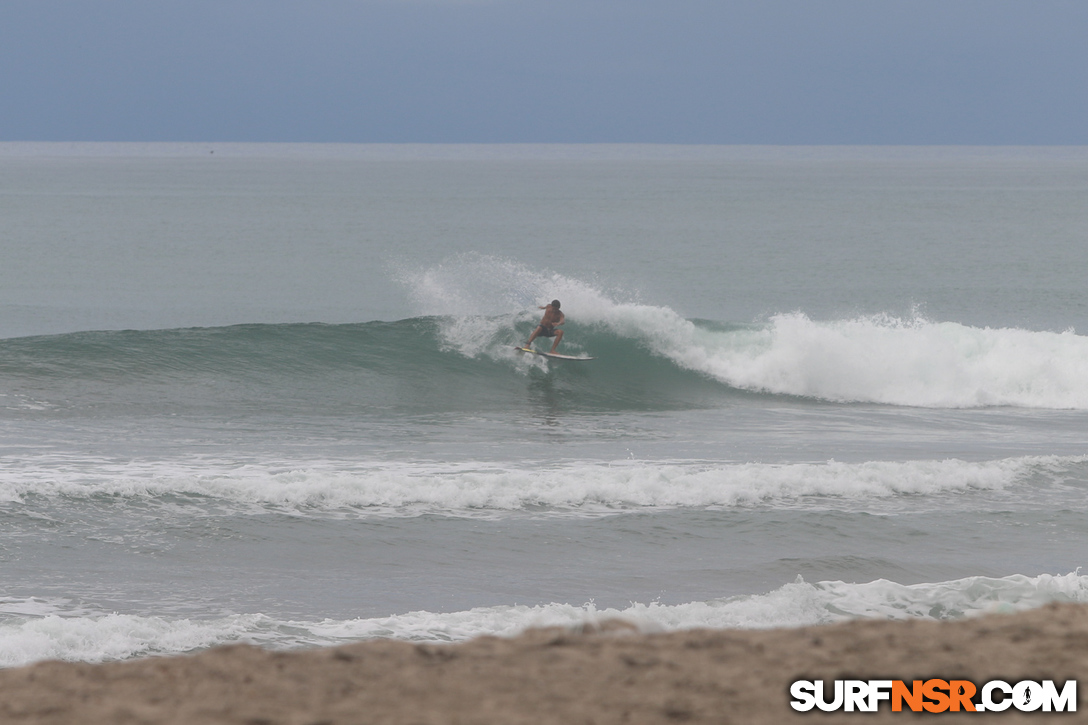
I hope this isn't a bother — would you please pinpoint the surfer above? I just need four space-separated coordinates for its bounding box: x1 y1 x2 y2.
524 300 565 353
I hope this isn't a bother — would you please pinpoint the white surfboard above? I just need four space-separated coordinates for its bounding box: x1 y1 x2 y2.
514 346 595 361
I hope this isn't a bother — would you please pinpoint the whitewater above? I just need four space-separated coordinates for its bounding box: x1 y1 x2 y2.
405 254 1088 410
2 143 1087 669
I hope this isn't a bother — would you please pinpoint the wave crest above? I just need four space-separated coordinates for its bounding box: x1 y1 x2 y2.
3 455 1075 516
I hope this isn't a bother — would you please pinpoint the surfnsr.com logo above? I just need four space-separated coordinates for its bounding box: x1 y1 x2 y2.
790 679 1076 713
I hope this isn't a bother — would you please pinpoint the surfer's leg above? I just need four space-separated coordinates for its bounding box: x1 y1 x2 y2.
525 326 540 347
549 329 563 353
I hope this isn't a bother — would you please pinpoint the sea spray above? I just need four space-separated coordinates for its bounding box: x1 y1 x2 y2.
397 256 1088 409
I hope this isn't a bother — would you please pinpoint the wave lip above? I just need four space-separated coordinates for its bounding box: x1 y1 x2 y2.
3 571 1084 668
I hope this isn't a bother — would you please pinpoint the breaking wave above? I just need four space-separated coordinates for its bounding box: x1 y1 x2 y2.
3 255 1088 412
2 454 1082 517
4 571 1085 667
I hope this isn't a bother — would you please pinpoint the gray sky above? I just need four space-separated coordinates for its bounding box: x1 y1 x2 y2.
1 0 1086 144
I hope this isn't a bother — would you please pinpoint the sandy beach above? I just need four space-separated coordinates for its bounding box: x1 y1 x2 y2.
1 603 1085 724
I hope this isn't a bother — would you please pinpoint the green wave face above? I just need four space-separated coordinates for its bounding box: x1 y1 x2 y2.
0 319 738 418
7 307 1087 418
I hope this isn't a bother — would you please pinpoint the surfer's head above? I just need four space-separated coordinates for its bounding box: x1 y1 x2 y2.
551 300 560 309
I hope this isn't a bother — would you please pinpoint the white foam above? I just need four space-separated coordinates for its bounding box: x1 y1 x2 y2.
399 256 1088 409
4 572 1084 668
591 308 1088 409
0 612 263 667
0 454 1063 516
690 312 1088 409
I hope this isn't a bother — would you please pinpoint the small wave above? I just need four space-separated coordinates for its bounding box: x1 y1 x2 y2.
0 611 263 667
344 570 1088 637
4 572 1084 667
1 455 1076 516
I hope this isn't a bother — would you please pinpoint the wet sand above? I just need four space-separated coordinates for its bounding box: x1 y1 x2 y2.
2 603 1085 724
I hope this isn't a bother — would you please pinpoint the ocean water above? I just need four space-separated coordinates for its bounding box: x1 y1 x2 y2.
2 143 1088 667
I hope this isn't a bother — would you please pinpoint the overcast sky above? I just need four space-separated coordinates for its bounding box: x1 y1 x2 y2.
1 0 1086 144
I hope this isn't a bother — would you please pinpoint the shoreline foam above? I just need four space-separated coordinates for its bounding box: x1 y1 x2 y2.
2 603 1085 724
